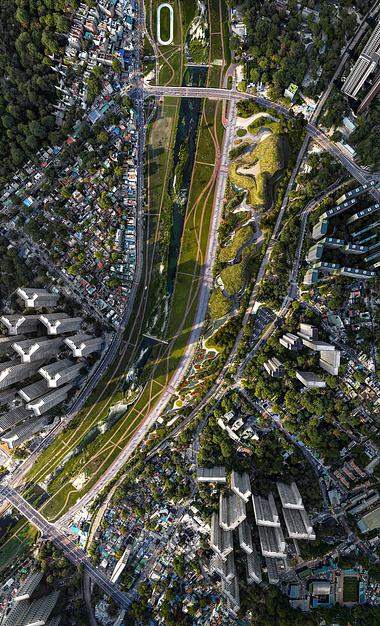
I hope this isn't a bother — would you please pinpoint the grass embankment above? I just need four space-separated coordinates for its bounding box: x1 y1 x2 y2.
229 135 288 210
219 224 252 262
209 288 232 319
220 244 257 295
24 97 225 521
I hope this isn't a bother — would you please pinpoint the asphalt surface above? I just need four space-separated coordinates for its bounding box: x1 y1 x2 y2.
0 484 134 608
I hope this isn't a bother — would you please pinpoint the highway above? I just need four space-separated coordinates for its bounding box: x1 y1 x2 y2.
0 485 133 609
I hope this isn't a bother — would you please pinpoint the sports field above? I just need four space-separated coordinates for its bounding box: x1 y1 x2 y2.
342 576 359 603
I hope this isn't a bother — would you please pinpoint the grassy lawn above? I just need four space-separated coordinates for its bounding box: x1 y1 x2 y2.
209 288 232 318
157 48 182 86
219 224 253 262
158 5 171 42
196 120 216 164
221 5 231 71
237 128 247 137
215 101 225 148
143 34 154 57
0 523 36 571
209 0 221 32
179 0 196 37
159 61 174 85
210 33 223 61
207 65 222 88
148 101 176 209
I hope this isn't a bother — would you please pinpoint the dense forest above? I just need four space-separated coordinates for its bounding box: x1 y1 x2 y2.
0 0 72 181
230 0 360 100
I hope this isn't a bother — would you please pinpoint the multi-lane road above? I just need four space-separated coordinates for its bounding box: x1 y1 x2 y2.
0 484 134 608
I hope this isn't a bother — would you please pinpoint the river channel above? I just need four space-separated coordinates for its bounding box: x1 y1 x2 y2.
166 66 208 295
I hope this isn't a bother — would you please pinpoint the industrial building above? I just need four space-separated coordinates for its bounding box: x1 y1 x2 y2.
63 333 102 357
246 549 262 584
0 415 49 449
279 333 303 351
219 492 246 531
39 313 83 335
263 357 285 378
26 384 73 416
337 180 376 204
252 494 281 528
12 337 64 363
306 243 324 263
342 21 380 97
0 407 32 434
1 314 40 335
14 572 43 602
38 359 82 389
231 471 251 503
312 218 328 240
211 513 233 560
295 371 326 388
0 360 45 390
16 288 59 309
319 349 341 376
196 466 226 483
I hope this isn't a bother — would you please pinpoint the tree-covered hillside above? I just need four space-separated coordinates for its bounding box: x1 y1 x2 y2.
0 0 71 182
